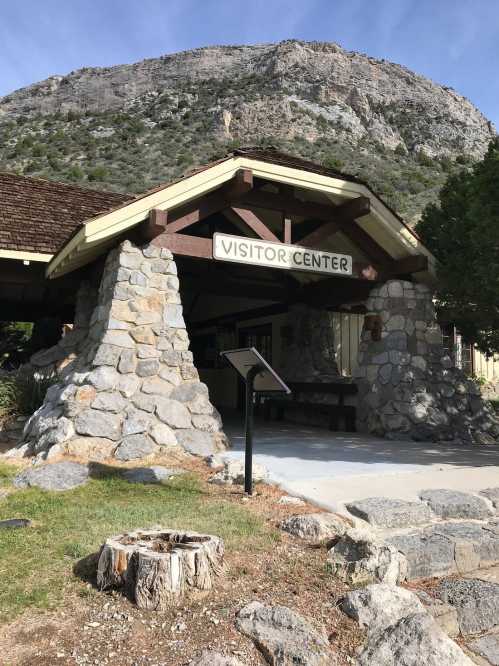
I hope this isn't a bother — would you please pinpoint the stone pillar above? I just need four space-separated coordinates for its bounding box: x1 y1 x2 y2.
280 304 338 382
15 241 227 461
354 279 498 444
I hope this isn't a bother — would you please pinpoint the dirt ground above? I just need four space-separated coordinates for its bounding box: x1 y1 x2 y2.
0 460 362 666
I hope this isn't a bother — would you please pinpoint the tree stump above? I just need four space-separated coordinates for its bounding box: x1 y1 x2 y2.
96 528 225 610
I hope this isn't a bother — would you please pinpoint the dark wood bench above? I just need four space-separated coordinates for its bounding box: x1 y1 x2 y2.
263 381 358 432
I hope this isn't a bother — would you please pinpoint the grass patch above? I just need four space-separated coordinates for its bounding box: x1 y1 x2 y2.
0 471 278 622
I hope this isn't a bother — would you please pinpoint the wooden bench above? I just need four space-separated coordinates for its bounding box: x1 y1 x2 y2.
263 381 358 432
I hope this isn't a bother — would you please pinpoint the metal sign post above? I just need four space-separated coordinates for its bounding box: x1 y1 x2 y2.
220 347 291 495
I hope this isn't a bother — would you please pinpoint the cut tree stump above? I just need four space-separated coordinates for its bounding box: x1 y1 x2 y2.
96 528 225 610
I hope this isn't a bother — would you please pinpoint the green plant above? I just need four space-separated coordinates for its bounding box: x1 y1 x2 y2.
0 370 56 418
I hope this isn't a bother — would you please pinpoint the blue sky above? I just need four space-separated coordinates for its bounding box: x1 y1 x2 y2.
1 0 498 126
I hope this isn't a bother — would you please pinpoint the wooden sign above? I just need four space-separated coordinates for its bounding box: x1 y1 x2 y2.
213 233 352 276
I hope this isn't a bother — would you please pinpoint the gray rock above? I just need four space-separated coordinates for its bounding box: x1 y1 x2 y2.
92 391 127 413
415 590 459 637
169 382 208 402
87 366 120 391
114 434 156 461
357 612 473 666
467 634 499 666
75 409 122 441
328 528 408 585
341 583 424 635
136 359 160 377
209 460 268 487
0 518 32 529
280 512 348 542
163 304 184 328
435 578 499 635
155 398 192 428
278 495 305 506
419 489 493 520
122 466 184 484
346 497 434 528
14 462 89 491
175 429 216 457
190 652 245 666
235 601 334 665
480 487 499 509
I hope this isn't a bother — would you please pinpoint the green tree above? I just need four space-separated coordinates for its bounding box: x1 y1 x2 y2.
416 139 499 355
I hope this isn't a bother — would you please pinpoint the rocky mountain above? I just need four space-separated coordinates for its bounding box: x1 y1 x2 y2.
0 40 495 222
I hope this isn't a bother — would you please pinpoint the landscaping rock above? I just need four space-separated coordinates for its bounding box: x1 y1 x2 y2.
235 601 334 665
435 577 499 635
280 512 348 542
341 583 424 634
0 518 32 529
467 634 499 666
327 528 408 585
190 652 246 666
14 461 89 491
209 460 268 486
122 466 184 484
415 590 459 637
357 612 473 665
277 495 305 506
345 497 434 528
480 487 499 510
419 489 493 520
388 521 499 580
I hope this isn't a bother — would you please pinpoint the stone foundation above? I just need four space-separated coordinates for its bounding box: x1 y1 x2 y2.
12 241 227 461
355 280 499 443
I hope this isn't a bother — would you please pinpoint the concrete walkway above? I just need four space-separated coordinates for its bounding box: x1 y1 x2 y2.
223 418 499 512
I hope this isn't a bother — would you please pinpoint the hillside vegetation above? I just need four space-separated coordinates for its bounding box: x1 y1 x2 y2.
0 40 495 223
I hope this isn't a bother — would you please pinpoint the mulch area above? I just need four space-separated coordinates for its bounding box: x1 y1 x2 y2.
0 455 363 665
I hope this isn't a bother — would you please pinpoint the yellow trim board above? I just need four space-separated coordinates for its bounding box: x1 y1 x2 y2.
0 249 53 263
47 155 437 280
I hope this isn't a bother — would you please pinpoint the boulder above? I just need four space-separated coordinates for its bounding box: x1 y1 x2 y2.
328 528 408 585
14 461 89 491
435 577 499 635
235 601 334 665
75 409 122 441
467 634 499 666
122 466 184 484
415 590 459 637
341 584 424 635
357 612 473 665
0 518 32 529
280 513 348 542
419 489 493 520
480 487 499 510
190 652 246 666
209 460 268 486
277 495 305 506
345 497 434 528
388 521 499 580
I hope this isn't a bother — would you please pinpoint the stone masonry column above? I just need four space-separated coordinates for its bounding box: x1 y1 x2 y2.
15 240 227 462
354 279 498 444
280 304 338 382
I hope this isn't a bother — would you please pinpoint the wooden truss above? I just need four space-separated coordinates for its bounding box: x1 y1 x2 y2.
142 168 428 306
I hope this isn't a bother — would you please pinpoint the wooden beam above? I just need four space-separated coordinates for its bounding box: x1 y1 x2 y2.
151 233 213 259
181 272 292 302
284 218 292 244
299 197 371 248
230 207 280 242
389 254 429 275
144 209 168 241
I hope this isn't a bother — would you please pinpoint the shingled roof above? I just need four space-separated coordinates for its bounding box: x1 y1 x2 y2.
0 172 131 257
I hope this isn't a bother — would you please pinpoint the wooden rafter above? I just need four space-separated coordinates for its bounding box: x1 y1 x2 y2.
299 197 371 248
230 207 280 242
284 218 292 244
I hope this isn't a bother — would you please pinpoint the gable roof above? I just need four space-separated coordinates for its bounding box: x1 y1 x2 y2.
46 147 437 282
0 172 131 261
